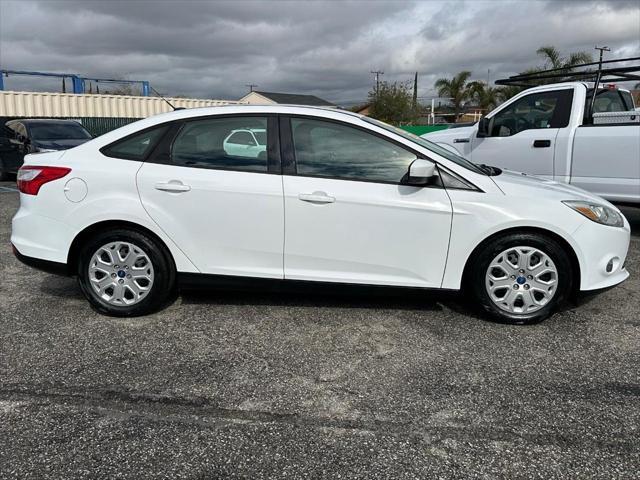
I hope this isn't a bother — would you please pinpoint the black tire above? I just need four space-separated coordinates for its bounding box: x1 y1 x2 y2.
77 228 176 317
466 232 574 325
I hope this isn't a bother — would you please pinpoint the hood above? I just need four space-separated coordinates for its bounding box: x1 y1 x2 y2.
492 169 615 206
421 125 475 143
32 138 90 151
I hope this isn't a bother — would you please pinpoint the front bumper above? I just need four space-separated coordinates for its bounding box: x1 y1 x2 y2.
572 216 631 291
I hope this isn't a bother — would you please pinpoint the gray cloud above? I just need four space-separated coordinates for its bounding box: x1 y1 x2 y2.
0 0 638 105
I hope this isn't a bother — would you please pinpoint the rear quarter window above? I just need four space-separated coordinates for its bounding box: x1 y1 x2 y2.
101 124 168 160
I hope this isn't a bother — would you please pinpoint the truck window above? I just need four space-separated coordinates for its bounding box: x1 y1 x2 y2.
489 89 574 137
584 89 635 122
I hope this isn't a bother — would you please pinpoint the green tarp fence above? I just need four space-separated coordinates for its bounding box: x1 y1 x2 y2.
398 125 450 136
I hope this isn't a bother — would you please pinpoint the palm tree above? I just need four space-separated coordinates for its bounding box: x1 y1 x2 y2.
467 81 500 112
496 85 524 102
536 46 593 70
435 71 472 120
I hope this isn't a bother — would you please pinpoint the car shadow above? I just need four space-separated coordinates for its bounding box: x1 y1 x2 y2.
37 273 479 317
180 285 463 314
39 275 85 300
619 205 640 238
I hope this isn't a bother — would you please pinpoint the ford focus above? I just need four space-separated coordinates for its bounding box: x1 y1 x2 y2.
11 106 630 324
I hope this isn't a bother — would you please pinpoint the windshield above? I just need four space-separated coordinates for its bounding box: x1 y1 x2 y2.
29 122 92 141
362 117 486 175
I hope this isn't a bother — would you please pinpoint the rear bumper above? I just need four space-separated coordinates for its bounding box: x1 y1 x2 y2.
12 244 69 276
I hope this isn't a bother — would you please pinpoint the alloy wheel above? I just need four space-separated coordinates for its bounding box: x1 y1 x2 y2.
484 246 558 315
88 241 155 306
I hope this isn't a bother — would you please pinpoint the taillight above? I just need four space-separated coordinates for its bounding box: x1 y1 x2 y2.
17 166 71 195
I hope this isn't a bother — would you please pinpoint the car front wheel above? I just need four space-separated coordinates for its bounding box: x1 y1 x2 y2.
77 228 176 316
468 233 574 324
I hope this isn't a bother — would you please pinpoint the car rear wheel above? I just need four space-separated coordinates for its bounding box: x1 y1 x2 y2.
77 228 176 316
468 233 573 324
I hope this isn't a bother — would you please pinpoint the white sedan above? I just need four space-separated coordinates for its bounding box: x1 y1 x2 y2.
11 105 630 324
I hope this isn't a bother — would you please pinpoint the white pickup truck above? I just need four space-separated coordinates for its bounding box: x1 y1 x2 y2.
423 82 640 204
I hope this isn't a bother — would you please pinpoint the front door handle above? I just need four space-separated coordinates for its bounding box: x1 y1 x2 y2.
155 181 191 193
533 139 551 148
298 192 335 204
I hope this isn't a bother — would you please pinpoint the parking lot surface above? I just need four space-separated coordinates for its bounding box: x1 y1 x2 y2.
1 180 639 479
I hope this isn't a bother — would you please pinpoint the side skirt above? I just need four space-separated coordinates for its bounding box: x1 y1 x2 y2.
177 272 458 298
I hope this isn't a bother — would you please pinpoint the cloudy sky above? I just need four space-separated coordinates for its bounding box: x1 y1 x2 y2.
0 0 638 105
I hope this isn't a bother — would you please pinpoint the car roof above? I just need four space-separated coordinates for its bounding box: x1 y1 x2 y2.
159 104 362 122
92 104 366 146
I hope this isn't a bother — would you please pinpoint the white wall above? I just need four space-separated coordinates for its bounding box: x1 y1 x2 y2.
0 91 244 118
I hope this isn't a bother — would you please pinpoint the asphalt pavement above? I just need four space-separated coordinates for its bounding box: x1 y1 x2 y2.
1 180 639 479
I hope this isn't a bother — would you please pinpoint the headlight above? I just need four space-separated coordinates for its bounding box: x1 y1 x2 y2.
562 200 624 227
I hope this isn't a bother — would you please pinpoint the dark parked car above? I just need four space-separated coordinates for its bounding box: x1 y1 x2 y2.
0 119 92 180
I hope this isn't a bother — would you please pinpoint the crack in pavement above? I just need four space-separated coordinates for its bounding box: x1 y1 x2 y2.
1 383 638 453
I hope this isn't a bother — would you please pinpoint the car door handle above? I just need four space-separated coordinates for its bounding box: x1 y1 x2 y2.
533 139 551 148
298 192 335 204
155 181 191 193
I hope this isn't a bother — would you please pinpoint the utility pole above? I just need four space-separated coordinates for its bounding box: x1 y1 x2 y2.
412 72 418 109
370 70 384 95
245 83 258 93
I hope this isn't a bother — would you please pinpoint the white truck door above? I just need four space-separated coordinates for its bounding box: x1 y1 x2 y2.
469 89 574 178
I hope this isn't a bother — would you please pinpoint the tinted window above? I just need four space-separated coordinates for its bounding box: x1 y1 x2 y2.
172 117 268 172
291 118 416 183
29 122 91 141
490 89 573 137
102 124 167 160
227 131 256 146
9 123 27 138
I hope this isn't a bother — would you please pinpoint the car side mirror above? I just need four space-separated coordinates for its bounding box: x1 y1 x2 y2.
477 117 490 138
407 159 437 186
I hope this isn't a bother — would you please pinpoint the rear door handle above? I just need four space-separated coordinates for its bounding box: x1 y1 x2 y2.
533 139 551 148
298 192 335 204
155 181 191 193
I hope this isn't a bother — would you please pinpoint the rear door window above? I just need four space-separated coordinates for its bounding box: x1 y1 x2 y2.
171 117 268 173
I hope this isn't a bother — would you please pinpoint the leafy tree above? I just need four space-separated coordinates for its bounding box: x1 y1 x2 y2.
368 80 419 125
467 81 500 112
434 71 472 120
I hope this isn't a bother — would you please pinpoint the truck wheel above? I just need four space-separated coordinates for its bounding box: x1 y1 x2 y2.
467 233 573 324
76 228 176 317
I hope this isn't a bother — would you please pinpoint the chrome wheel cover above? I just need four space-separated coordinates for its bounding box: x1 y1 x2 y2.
88 241 155 306
485 246 558 315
